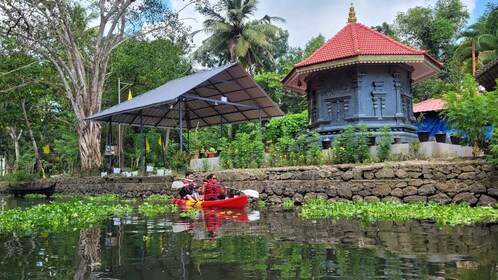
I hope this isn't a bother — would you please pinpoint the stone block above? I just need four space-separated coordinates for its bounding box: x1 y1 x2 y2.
382 196 402 203
280 172 294 180
364 196 381 202
477 194 497 207
452 192 478 205
325 185 338 197
341 171 354 181
375 168 395 179
358 190 371 196
418 185 436 196
403 195 427 203
372 184 391 196
408 172 422 179
395 182 408 188
391 188 404 197
395 169 409 179
352 195 364 202
403 186 418 196
304 193 318 200
363 171 374 179
461 165 475 172
458 172 476 180
488 188 498 197
337 184 353 199
408 179 424 187
481 164 493 172
435 181 458 193
318 170 331 178
468 182 487 194
293 193 303 203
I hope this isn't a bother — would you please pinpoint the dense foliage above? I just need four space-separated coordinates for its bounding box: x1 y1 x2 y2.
442 74 494 157
331 124 371 164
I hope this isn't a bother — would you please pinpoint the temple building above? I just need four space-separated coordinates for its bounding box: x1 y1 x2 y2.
282 4 443 143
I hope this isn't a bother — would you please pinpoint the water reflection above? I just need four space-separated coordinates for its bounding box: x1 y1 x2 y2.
0 195 497 279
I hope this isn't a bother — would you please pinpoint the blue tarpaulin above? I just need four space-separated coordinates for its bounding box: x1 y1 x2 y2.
415 117 448 136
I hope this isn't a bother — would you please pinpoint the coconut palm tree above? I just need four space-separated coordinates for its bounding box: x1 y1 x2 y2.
194 0 285 74
454 7 497 74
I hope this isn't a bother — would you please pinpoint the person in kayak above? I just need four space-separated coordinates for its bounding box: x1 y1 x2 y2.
202 174 226 200
179 171 198 201
192 184 203 201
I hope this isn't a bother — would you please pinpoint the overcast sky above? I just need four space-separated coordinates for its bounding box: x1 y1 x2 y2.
171 0 488 50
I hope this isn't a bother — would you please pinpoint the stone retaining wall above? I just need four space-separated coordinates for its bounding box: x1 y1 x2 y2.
221 159 498 206
3 159 497 206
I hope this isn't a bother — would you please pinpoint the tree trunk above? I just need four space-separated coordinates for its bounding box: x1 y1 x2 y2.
8 127 22 168
21 100 45 178
77 121 102 172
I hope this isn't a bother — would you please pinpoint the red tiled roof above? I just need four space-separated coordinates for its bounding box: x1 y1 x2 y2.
413 98 446 113
295 23 443 68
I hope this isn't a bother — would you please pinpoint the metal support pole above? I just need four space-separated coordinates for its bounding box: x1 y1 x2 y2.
140 113 144 172
259 109 262 136
118 78 121 167
108 119 113 169
179 98 183 151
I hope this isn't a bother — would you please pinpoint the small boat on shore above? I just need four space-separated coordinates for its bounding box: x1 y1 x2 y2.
171 195 248 209
8 182 56 198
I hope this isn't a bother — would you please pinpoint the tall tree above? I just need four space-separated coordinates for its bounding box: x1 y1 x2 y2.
194 0 285 74
255 35 325 113
394 0 469 62
454 4 498 74
0 0 200 171
371 22 400 41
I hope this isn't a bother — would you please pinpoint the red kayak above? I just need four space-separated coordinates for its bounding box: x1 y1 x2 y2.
171 195 248 209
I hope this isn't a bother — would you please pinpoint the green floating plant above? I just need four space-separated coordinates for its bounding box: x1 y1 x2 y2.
282 198 295 210
300 199 498 226
179 208 199 219
138 202 178 218
143 194 172 203
0 198 133 236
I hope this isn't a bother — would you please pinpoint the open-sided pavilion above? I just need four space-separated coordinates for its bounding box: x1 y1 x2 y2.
87 63 284 169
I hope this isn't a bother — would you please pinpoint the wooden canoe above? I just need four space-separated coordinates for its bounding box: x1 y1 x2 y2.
171 195 248 209
8 182 56 198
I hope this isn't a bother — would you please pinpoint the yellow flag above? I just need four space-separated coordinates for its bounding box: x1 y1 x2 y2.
42 144 50 154
158 135 163 146
145 138 150 153
128 89 133 100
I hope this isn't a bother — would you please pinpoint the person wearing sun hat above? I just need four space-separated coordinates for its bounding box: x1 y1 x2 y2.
179 171 198 201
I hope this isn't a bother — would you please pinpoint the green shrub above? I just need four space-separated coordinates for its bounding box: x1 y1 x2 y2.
332 124 371 164
442 74 493 157
6 170 37 184
220 125 264 169
377 126 392 162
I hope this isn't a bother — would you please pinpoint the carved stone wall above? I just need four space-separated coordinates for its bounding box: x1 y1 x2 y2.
308 65 418 142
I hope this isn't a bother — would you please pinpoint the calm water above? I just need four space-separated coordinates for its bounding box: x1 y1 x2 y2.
0 195 497 279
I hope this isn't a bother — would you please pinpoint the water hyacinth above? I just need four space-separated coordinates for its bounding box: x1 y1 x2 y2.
0 199 133 236
138 202 178 218
300 199 498 226
143 194 172 203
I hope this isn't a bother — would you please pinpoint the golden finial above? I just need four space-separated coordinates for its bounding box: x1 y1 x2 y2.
348 3 357 24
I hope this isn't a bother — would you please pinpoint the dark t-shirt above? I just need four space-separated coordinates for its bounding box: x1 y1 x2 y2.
179 182 195 197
